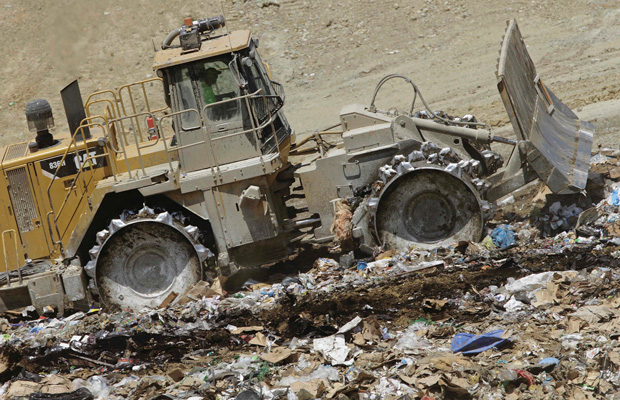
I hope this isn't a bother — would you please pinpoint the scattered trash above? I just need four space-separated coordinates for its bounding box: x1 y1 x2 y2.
1 162 620 398
313 334 352 365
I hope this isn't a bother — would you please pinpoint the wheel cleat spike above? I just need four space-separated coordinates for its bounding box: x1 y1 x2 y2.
471 178 485 191
391 154 406 166
89 245 100 261
481 150 504 173
421 142 441 157
108 218 126 234
415 110 432 119
439 147 452 156
439 147 459 163
444 163 462 177
426 153 439 164
397 162 415 175
96 229 109 246
470 160 481 176
137 205 155 218
408 150 425 163
84 261 96 279
119 209 135 222
379 165 397 183
457 159 469 172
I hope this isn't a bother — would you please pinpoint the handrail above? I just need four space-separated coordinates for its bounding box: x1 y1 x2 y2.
46 210 63 246
85 90 127 141
85 98 117 120
156 109 201 172
118 78 168 143
106 111 165 178
46 118 106 194
118 78 167 116
252 91 280 154
1 230 20 287
85 89 121 119
46 149 111 247
46 118 110 249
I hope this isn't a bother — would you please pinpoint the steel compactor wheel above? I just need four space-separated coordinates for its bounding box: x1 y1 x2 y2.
375 167 484 250
88 208 208 310
371 142 495 250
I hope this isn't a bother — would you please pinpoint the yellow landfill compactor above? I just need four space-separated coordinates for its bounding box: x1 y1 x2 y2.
0 18 593 313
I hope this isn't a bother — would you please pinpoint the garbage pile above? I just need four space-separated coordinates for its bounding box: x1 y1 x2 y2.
5 159 620 399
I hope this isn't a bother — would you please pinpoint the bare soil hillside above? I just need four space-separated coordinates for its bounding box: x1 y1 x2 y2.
1 0 620 147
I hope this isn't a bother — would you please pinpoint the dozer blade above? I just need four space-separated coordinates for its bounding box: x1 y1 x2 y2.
497 19 593 194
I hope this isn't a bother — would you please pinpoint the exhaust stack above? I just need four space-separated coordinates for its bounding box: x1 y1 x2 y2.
61 80 91 142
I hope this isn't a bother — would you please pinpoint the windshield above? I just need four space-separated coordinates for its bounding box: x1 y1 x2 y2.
170 56 244 131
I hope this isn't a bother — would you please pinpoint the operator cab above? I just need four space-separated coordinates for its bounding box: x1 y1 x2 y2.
153 17 291 172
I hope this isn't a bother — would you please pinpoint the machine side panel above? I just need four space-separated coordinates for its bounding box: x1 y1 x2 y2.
210 176 278 248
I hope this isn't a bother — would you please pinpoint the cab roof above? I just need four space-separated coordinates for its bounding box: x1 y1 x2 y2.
152 30 252 71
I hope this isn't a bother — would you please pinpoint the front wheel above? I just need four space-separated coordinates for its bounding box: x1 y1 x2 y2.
375 168 484 250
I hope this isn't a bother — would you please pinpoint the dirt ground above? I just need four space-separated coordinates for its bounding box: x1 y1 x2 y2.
1 0 620 148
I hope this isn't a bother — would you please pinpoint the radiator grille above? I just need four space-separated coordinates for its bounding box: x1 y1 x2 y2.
7 167 37 233
5 143 28 161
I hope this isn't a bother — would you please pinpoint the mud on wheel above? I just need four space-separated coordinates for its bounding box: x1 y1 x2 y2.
84 206 213 310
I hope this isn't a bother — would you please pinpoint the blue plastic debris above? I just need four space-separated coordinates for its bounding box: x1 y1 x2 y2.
381 327 391 340
451 330 509 355
356 261 367 270
539 357 559 365
612 189 620 206
491 225 516 248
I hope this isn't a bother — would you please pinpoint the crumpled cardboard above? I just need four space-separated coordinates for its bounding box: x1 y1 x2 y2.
422 299 449 311
249 332 269 347
6 381 42 398
6 376 74 398
570 305 618 325
259 346 292 364
228 325 264 335
177 280 221 304
290 379 326 399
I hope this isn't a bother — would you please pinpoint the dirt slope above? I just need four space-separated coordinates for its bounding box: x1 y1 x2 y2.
1 0 620 147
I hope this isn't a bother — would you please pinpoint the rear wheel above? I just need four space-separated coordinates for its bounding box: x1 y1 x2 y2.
86 207 211 310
